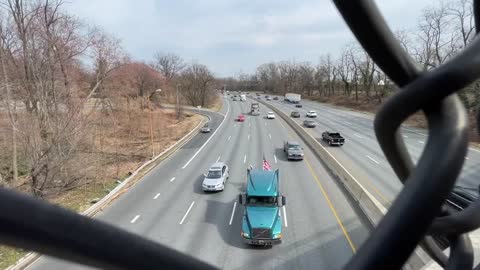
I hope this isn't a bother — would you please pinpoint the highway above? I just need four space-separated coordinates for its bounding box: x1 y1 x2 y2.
265 96 480 207
27 97 369 270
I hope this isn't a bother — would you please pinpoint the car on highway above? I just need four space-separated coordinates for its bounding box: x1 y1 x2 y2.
266 112 276 119
295 104 303 108
322 131 345 146
202 162 229 192
290 111 301 118
200 124 211 133
266 96 272 101
273 97 279 100
237 115 246 122
284 141 304 160
303 120 316 128
306 110 317 118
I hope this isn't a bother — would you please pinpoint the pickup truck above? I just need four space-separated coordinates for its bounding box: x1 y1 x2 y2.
284 141 304 160
238 169 285 246
322 131 345 146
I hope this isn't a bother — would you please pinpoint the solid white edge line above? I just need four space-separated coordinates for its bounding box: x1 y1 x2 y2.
182 101 230 169
229 201 237 225
269 134 272 139
418 140 425 144
153 193 160 199
366 155 380 165
170 177 176 182
179 201 195 225
274 155 278 163
244 154 247 163
282 206 288 227
353 133 363 138
130 215 140 224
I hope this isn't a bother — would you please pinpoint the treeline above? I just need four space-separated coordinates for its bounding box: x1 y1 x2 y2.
0 0 217 197
229 0 480 111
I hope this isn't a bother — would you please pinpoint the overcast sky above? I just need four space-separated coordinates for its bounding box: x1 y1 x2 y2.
65 0 433 77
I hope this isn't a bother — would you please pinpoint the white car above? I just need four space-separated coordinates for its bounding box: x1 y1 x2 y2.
306 110 318 118
202 162 229 192
267 112 276 119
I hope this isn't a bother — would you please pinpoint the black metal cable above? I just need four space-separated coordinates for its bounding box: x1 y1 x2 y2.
333 0 480 269
0 189 217 270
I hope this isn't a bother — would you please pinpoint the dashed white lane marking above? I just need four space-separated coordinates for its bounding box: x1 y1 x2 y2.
216 156 221 162
366 155 380 164
248 134 250 140
181 102 230 169
265 122 267 126
228 135 231 141
153 193 160 199
229 202 237 225
170 177 176 182
130 215 140 224
465 157 469 160
403 135 408 138
274 155 278 163
353 133 363 138
418 141 425 144
244 154 247 163
179 201 195 225
283 206 288 227
269 134 272 139
249 123 251 127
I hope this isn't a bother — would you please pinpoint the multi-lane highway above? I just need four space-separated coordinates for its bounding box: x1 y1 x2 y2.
28 97 369 270
265 96 480 207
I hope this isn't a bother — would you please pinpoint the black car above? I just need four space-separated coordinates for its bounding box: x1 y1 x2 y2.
303 120 316 128
434 185 479 249
291 111 301 118
295 104 303 108
273 97 279 100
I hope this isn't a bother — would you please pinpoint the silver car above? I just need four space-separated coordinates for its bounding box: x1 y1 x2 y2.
200 124 212 133
202 162 229 192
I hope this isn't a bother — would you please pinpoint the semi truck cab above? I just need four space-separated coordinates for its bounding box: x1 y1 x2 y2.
238 169 286 245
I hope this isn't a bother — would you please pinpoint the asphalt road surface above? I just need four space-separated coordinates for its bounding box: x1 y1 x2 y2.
28 97 369 270
265 95 480 208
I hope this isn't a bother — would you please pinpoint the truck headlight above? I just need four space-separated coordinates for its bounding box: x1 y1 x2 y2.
241 232 250 238
273 233 282 239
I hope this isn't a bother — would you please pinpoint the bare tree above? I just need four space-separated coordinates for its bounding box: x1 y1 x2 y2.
152 52 185 82
178 63 214 108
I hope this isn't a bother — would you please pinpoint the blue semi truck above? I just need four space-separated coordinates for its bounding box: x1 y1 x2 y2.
238 169 286 245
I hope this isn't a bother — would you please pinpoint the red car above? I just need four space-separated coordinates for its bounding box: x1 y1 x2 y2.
237 115 245 122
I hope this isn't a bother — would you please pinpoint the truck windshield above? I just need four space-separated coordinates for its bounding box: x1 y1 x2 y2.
247 196 277 206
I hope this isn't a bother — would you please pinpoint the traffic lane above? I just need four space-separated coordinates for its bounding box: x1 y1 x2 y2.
159 100 250 262
265 108 369 248
270 99 479 197
273 102 401 202
221 101 363 269
28 104 231 270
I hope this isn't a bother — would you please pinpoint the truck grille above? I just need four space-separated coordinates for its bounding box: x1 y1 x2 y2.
252 228 272 239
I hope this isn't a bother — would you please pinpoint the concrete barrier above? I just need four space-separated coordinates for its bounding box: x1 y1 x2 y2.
257 99 428 269
7 114 207 270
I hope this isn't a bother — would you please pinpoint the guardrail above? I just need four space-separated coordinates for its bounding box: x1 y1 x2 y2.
7 115 207 270
256 98 428 269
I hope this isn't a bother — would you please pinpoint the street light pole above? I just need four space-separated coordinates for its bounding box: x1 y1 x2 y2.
176 84 181 119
